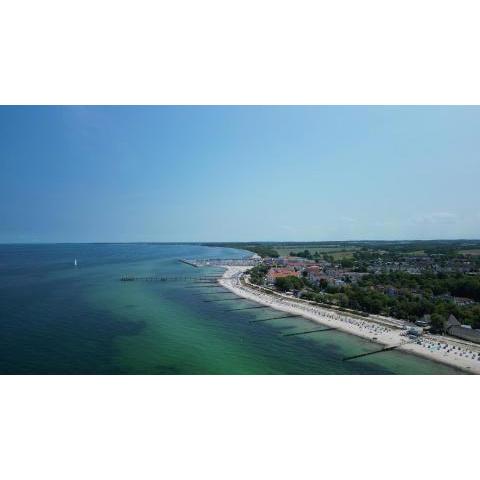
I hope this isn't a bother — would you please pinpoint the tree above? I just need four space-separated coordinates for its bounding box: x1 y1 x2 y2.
249 264 269 285
338 293 349 307
430 313 445 333
340 258 354 268
275 276 304 292
318 279 329 289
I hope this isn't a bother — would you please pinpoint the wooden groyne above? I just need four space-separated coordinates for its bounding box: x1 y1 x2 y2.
192 291 235 295
203 298 244 303
343 341 413 361
283 327 337 337
249 315 301 323
184 285 223 289
179 259 199 268
224 306 271 311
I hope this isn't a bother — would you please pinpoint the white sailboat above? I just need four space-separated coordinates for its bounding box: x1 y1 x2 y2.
74 258 78 267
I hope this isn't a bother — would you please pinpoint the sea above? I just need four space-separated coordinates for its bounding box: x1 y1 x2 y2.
0 243 460 374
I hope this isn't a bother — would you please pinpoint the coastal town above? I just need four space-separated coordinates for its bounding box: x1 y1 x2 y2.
198 240 480 373
245 242 480 341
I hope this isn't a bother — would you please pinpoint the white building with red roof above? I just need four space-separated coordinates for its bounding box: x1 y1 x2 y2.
266 268 300 285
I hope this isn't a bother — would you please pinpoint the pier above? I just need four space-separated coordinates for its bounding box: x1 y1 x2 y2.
120 275 219 282
179 258 260 268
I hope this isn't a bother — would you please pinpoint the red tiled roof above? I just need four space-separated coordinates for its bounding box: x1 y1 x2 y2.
267 268 300 279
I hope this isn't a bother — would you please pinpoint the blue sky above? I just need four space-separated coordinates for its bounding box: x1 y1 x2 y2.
0 106 479 243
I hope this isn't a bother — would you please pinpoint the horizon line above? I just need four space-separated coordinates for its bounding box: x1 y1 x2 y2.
1 238 480 245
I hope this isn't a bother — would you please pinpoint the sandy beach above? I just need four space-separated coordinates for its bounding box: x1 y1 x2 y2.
218 266 480 374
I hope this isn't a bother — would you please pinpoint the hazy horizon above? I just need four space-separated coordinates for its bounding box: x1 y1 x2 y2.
1 106 479 243
1 238 479 245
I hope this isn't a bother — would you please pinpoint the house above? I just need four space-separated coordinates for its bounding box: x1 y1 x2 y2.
264 257 287 267
286 258 313 270
316 260 332 268
308 272 330 286
266 268 300 285
343 272 367 284
305 265 322 282
436 293 453 302
453 296 475 306
444 314 480 344
323 268 346 279
444 314 461 331
305 266 332 286
386 286 398 297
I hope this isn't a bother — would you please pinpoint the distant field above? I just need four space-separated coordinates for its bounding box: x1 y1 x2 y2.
329 250 356 260
274 244 358 259
460 249 480 256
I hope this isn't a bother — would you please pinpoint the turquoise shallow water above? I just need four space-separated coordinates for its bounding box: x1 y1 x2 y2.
0 244 460 374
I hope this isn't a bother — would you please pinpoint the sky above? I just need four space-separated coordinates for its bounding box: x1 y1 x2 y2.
0 106 479 243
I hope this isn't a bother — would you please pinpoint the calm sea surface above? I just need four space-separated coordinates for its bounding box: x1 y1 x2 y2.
0 244 460 374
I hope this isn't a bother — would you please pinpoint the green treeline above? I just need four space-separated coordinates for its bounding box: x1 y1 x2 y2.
248 265 480 328
249 264 269 285
274 276 304 291
203 243 279 258
306 272 480 329
245 245 279 258
359 271 480 302
289 249 349 264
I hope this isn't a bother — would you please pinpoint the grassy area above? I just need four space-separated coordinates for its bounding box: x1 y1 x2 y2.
203 240 480 260
460 249 480 256
202 243 279 258
330 250 356 260
274 244 359 257
204 242 359 259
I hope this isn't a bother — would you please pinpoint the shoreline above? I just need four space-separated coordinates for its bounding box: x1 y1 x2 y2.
218 266 480 374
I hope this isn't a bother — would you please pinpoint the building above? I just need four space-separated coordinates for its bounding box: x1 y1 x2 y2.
436 293 453 302
415 314 431 328
407 326 423 337
453 296 475 306
308 272 330 286
285 258 314 269
305 265 322 281
264 257 287 267
343 272 367 284
386 286 398 297
444 314 480 344
305 266 331 286
266 268 300 285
